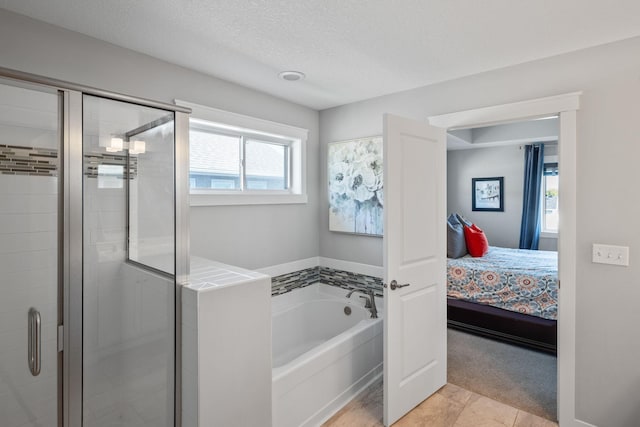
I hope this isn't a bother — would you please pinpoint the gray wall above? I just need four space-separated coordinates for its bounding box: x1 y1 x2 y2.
447 144 558 251
447 145 524 249
0 9 320 270
320 37 640 426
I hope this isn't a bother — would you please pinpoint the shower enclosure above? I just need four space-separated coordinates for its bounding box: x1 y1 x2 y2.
0 69 189 426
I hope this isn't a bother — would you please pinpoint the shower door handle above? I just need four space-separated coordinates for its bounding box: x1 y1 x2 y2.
28 307 41 376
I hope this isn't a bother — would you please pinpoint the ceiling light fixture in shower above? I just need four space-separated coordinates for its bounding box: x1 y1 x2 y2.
278 70 305 82
105 137 124 153
128 140 146 155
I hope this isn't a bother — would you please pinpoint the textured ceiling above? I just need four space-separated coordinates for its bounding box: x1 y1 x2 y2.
2 0 640 110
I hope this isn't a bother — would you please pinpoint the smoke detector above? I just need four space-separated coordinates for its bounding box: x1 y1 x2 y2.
278 71 305 81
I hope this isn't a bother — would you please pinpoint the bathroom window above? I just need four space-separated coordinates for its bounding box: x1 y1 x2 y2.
178 100 307 206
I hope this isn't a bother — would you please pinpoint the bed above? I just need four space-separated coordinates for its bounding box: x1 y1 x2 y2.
447 246 558 353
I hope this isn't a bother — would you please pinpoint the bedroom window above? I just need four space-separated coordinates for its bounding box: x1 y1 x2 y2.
176 100 308 206
542 162 558 233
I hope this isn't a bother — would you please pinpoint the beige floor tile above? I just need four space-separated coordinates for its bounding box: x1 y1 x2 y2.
323 380 383 427
395 392 466 427
360 380 384 411
453 393 519 427
437 383 473 406
325 405 383 427
514 411 558 427
323 382 553 427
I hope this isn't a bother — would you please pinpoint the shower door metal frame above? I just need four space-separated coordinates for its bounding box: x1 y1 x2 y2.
63 89 84 427
0 66 191 427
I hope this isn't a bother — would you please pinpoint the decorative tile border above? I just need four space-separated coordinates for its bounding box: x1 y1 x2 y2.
271 267 319 295
0 145 58 176
0 146 140 179
271 266 384 297
320 267 384 297
84 152 138 179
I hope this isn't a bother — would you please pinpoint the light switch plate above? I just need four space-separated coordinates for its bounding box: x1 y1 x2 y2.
592 243 629 266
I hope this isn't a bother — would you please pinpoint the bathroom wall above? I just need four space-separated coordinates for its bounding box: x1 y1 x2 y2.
0 9 320 270
319 36 640 426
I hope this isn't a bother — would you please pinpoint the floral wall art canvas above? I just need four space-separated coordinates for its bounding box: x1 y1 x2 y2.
328 137 383 236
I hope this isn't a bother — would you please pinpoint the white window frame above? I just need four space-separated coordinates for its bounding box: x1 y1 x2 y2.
540 154 558 238
176 100 308 206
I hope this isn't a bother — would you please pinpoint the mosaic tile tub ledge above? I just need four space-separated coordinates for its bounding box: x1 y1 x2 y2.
271 266 383 297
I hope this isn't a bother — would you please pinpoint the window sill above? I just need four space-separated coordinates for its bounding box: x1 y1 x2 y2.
540 231 558 239
190 192 308 206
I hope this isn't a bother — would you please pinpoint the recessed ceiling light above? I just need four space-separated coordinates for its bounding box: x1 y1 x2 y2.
278 71 305 81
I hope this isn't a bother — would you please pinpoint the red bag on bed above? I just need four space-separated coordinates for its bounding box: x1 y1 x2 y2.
463 224 489 257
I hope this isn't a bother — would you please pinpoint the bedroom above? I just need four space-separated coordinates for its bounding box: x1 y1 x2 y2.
444 117 561 420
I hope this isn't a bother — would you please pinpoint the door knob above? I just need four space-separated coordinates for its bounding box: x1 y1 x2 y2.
387 280 410 291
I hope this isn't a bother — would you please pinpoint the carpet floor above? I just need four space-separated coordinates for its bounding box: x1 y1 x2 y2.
447 328 557 421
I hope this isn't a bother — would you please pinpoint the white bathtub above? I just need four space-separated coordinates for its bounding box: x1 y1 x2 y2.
272 283 383 427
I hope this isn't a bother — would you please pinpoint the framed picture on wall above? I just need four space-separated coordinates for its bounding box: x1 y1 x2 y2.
472 177 504 212
328 136 383 236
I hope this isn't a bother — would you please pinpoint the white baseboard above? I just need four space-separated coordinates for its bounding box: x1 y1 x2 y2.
574 419 598 427
255 256 319 277
319 257 383 278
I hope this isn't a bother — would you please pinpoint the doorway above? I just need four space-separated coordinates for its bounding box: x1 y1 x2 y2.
445 117 560 420
429 92 580 426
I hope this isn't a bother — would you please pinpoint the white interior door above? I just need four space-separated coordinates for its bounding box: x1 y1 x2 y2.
383 113 447 426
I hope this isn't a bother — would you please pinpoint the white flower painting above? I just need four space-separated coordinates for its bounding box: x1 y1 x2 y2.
328 137 383 236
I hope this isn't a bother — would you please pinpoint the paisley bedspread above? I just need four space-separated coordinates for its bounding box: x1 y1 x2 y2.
447 246 558 320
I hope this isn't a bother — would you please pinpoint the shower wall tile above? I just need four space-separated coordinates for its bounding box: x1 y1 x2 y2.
0 231 57 253
0 194 58 214
82 163 175 426
0 174 58 427
0 173 58 194
0 145 58 177
0 176 57 274
0 246 57 274
82 170 127 353
271 266 384 297
0 213 56 234
83 152 138 180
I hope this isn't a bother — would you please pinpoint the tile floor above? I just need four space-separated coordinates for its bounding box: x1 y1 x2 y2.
323 380 558 427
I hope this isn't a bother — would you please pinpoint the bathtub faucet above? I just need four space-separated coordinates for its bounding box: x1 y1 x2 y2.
346 288 378 319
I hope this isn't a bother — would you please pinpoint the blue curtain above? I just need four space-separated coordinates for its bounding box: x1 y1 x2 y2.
519 144 544 250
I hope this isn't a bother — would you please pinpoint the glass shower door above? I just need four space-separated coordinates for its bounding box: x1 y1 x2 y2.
0 80 60 426
82 95 176 426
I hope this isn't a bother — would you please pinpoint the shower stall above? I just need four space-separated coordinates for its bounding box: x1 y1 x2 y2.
0 69 189 426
